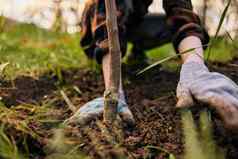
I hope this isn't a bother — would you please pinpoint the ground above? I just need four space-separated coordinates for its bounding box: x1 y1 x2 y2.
1 63 238 159
0 21 238 159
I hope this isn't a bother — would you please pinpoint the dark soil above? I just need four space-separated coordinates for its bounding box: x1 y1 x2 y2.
0 63 238 159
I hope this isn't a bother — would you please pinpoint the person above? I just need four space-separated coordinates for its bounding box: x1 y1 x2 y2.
66 0 238 130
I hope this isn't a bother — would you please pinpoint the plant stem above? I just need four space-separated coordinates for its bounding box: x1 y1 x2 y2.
103 0 121 125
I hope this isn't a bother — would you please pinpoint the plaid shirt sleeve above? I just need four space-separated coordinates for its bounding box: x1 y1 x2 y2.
80 0 129 63
80 0 208 62
80 0 153 63
163 0 210 53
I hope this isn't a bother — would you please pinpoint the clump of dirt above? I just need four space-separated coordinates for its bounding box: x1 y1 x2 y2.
0 64 238 159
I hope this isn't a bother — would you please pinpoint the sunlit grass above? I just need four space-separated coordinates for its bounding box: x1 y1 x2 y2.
0 22 88 79
181 110 225 159
0 125 27 159
204 38 237 63
45 129 89 159
0 16 6 32
1 21 236 79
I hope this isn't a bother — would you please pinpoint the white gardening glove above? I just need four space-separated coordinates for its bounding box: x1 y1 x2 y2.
176 62 238 130
64 97 135 127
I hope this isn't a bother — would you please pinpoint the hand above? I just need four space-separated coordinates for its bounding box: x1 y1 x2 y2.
64 97 135 127
176 62 238 130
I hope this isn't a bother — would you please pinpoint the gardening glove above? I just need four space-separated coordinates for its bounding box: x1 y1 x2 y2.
64 97 135 127
176 62 238 130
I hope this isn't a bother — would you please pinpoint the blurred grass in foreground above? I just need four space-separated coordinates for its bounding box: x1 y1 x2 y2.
181 110 225 159
0 125 26 159
0 126 89 159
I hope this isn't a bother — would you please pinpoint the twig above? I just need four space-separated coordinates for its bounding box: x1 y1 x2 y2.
60 90 76 112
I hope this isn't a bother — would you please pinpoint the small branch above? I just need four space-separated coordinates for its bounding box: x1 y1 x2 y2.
60 90 76 112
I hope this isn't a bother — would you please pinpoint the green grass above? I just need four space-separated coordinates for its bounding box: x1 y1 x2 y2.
181 110 225 159
204 38 237 63
138 37 237 75
0 125 27 159
0 21 237 79
0 20 237 77
147 44 180 71
0 22 88 78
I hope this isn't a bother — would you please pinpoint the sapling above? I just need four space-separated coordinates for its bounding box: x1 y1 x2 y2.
103 0 122 126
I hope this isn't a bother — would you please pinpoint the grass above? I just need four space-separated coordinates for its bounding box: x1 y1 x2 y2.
204 37 237 63
137 37 238 75
0 125 26 159
0 22 88 79
207 0 232 61
0 20 237 79
181 110 225 159
0 89 89 158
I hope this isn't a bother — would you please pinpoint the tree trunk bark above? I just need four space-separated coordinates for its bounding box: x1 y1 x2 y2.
202 0 208 27
52 0 62 32
103 0 121 125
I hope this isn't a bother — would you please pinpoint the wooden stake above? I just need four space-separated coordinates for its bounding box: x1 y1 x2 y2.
103 0 121 125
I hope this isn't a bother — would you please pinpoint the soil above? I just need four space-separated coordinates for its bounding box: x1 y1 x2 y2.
0 63 238 159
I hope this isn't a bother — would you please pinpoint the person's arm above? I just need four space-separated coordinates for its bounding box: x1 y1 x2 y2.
163 0 238 130
65 0 134 126
177 36 238 131
162 0 209 53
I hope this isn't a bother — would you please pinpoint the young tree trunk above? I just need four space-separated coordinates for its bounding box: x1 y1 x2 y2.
202 0 208 27
233 0 238 39
103 0 121 125
52 0 63 32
